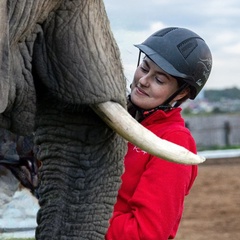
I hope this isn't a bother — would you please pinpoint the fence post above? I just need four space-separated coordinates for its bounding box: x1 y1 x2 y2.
224 121 231 146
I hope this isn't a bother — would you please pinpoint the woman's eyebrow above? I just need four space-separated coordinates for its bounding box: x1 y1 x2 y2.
142 59 149 67
142 58 171 80
159 71 171 80
146 59 170 79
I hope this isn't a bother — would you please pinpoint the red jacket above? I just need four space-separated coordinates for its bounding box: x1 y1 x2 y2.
106 108 198 240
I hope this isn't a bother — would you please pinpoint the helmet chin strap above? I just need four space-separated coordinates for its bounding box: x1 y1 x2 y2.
128 95 172 118
137 50 142 67
162 82 189 107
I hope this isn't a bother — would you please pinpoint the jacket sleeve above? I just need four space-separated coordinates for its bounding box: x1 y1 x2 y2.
105 130 197 240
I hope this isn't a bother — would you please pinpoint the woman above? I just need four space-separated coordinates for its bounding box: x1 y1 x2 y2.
106 27 212 239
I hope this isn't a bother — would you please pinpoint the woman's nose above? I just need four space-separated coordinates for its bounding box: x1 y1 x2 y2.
139 74 150 87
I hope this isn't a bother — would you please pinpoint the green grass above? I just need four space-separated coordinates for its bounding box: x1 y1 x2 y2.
4 239 34 240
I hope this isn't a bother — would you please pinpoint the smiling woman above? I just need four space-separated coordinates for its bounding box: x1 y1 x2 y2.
105 27 213 240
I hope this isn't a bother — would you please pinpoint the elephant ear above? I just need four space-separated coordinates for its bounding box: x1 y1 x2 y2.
33 0 126 107
0 0 10 114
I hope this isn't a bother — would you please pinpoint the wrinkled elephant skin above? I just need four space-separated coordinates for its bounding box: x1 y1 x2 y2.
0 1 9 114
0 0 127 239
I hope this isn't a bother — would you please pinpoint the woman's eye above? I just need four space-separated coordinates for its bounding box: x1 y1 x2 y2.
155 77 164 84
140 66 148 72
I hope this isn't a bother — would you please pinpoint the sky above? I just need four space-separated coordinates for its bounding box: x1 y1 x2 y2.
103 0 240 90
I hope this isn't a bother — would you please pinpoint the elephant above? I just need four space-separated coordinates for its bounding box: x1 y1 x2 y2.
0 0 204 239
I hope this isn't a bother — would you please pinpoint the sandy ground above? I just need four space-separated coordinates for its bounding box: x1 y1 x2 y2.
175 159 240 240
1 157 239 239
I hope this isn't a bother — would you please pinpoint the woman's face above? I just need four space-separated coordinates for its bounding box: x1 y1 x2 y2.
130 57 182 110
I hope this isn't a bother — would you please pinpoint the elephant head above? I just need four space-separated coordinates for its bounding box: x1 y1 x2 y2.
0 0 204 239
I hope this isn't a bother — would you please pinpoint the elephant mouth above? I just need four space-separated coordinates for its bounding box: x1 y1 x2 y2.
91 101 205 165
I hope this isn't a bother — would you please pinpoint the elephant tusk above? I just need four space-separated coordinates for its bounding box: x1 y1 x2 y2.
91 101 206 165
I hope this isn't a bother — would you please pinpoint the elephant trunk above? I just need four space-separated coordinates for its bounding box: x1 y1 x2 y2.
35 102 126 239
92 101 206 165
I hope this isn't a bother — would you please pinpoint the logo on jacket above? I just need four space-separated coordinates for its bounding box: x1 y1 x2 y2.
133 146 147 154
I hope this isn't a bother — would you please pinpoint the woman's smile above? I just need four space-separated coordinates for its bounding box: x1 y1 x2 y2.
135 86 149 96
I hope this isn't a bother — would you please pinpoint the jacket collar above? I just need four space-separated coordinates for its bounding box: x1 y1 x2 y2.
140 107 183 125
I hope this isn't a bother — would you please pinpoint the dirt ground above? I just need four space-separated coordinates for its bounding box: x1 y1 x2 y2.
175 158 240 240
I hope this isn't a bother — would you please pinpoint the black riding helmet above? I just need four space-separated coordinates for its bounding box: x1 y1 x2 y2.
135 27 212 100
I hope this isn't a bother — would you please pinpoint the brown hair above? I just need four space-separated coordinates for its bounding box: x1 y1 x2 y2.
174 78 191 107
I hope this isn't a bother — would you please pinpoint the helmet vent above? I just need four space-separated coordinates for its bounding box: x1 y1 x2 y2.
154 27 178 37
178 38 198 59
